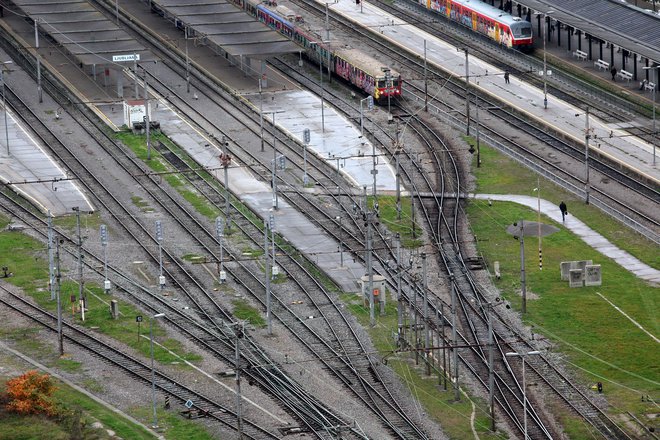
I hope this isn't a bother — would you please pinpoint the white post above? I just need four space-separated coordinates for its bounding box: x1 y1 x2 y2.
150 313 166 429
34 19 42 103
543 16 548 109
585 107 590 205
1 68 8 157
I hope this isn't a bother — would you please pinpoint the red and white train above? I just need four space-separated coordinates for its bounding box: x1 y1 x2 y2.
417 0 534 51
240 0 402 104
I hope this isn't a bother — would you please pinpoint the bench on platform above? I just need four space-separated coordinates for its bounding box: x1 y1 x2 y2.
617 69 633 82
594 59 610 70
645 81 656 92
573 50 588 61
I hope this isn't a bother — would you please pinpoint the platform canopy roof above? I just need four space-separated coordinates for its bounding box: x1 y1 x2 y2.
12 0 154 66
154 0 300 58
521 0 660 64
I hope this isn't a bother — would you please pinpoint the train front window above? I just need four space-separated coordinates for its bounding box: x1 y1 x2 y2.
511 23 532 38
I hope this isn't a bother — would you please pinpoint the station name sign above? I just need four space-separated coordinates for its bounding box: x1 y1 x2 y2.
112 54 140 62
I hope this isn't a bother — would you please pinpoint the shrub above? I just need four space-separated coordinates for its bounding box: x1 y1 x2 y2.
5 370 57 416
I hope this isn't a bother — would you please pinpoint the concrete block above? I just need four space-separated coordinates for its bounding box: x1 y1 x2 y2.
584 265 602 286
569 269 584 287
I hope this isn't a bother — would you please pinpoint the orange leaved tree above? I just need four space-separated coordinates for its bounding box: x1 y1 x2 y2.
5 370 57 416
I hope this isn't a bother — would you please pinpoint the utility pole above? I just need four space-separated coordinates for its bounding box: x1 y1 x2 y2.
422 252 430 376
100 224 110 293
462 48 470 135
269 212 276 279
450 274 460 401
155 220 165 291
55 236 63 356
395 133 401 221
365 190 376 327
424 39 428 112
220 150 231 230
264 219 272 335
34 19 42 103
73 207 85 320
47 211 55 301
234 322 244 439
519 220 527 314
185 27 190 94
144 68 151 161
396 233 403 344
488 304 495 431
216 217 226 283
371 142 378 199
584 106 590 205
440 302 447 390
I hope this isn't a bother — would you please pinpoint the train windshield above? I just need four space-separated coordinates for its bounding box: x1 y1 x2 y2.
377 78 400 88
511 22 532 38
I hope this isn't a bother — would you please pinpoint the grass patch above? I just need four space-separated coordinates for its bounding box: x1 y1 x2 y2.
131 196 152 212
367 195 423 247
56 358 82 373
130 406 215 440
232 299 266 328
53 211 100 232
471 144 659 270
467 144 659 434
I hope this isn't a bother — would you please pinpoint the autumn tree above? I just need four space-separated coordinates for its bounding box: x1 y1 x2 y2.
5 370 57 416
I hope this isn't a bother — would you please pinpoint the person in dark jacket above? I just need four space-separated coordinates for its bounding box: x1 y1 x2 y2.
611 66 617 81
559 201 567 222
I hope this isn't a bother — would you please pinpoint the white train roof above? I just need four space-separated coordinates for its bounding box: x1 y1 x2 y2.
451 0 531 27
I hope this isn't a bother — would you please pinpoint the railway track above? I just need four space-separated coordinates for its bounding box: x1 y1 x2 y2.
0 283 280 440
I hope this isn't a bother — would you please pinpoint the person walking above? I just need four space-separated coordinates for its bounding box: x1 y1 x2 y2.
559 201 568 222
504 70 510 84
611 65 617 81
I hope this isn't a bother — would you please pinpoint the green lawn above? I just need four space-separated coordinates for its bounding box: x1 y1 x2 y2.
466 143 659 436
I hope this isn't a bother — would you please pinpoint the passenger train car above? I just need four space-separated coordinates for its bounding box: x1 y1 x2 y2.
417 0 533 51
240 0 402 104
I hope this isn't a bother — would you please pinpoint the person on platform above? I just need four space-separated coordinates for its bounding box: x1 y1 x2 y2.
559 201 568 222
504 70 510 84
611 65 617 81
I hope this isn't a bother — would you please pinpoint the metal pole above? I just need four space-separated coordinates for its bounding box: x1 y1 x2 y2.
303 135 309 186
216 217 225 282
101 224 109 293
367 211 375 327
654 67 657 166
55 237 63 356
134 55 139 99
223 159 231 230
424 39 428 112
360 99 364 136
156 220 164 291
537 177 542 271
522 356 528 439
451 275 459 401
422 252 430 376
520 220 527 313
34 20 42 103
150 317 158 429
464 49 470 135
235 323 244 439
144 69 151 160
337 216 344 267
488 305 495 431
2 69 9 157
185 27 190 94
259 79 264 152
270 213 276 279
395 150 401 220
325 3 330 42
476 87 480 167
272 113 278 209
543 15 548 109
396 233 403 343
320 49 325 133
74 207 85 317
585 107 590 205
371 142 378 198
115 0 119 24
441 302 447 389
265 219 272 335
48 212 55 301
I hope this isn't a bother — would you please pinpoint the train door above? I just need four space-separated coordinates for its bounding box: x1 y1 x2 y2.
471 12 477 31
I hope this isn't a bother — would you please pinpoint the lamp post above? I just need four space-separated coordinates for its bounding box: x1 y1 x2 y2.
359 96 374 136
260 110 284 208
0 61 13 157
538 11 555 109
336 216 343 267
150 312 166 429
310 42 325 133
505 350 541 440
643 65 658 166
381 67 392 123
575 108 591 204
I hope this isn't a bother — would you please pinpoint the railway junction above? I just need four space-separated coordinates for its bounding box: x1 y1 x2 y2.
0 0 657 439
